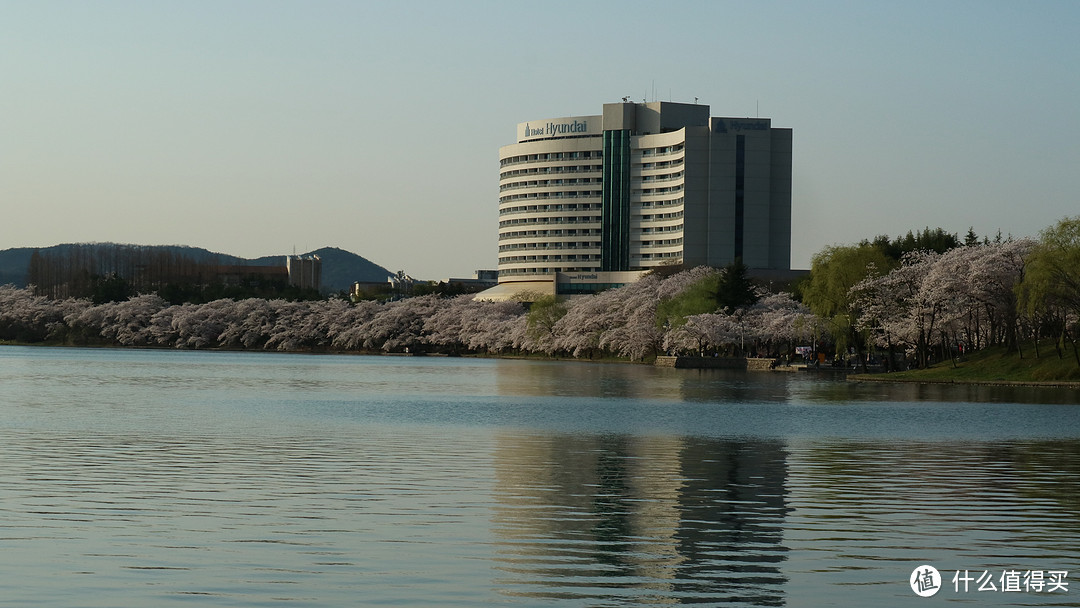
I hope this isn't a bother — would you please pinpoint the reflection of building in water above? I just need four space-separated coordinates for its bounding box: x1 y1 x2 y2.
493 359 676 400
491 434 686 602
674 439 789 601
491 432 788 605
493 359 798 405
626 436 687 586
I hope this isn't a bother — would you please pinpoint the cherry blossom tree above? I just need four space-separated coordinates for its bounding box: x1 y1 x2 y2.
354 295 441 352
596 274 665 361
169 299 236 349
459 299 527 354
475 305 528 353
662 311 741 356
924 239 1032 354
851 250 942 368
262 300 315 351
544 272 672 360
851 239 1034 368
67 294 169 346
214 297 277 349
328 300 382 351
422 294 477 354
16 248 1049 368
145 304 181 346
550 288 622 357
0 286 89 342
742 292 819 356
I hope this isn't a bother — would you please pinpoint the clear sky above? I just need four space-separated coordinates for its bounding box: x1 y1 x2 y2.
3 1 1078 279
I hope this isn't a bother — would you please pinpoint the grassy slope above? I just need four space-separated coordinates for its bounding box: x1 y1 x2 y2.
861 340 1080 384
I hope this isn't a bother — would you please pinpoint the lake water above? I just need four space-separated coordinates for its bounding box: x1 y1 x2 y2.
1 346 1078 607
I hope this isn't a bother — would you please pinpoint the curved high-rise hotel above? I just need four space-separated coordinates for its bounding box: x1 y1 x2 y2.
490 101 791 298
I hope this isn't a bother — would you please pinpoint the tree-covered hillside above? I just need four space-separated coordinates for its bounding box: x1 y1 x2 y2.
0 243 394 295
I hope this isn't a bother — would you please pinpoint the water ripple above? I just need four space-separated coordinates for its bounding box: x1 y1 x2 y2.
2 348 1078 606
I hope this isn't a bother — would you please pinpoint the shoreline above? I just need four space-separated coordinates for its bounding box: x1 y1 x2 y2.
7 341 1080 389
848 374 1080 389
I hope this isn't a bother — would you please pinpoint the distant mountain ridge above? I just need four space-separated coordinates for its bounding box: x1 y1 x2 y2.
0 243 394 294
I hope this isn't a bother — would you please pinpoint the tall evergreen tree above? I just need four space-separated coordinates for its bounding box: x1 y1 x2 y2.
715 259 758 311
964 226 980 246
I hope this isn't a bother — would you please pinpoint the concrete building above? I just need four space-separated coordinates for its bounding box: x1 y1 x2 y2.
286 254 321 291
485 101 791 299
446 270 499 291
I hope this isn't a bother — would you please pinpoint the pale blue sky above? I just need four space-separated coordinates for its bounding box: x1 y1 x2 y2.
3 1 1078 278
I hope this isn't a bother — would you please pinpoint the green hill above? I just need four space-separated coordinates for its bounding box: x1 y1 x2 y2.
0 248 34 287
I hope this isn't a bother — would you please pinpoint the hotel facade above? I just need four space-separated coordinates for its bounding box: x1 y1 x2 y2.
490 101 791 298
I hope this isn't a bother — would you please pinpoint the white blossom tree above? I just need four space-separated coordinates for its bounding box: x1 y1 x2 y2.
0 286 89 342
328 300 382 351
422 295 476 353
170 299 236 349
596 274 664 361
215 297 277 349
354 295 440 352
742 292 819 356
69 294 169 346
851 251 941 367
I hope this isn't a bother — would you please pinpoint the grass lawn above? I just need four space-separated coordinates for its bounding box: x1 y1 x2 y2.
861 340 1080 384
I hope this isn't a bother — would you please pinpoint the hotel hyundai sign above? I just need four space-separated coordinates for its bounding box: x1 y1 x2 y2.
712 118 772 134
517 116 602 142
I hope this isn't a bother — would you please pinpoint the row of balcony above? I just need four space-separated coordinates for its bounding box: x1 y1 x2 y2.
499 217 682 232
499 185 687 205
500 165 602 180
499 242 601 252
498 145 684 170
499 172 682 193
498 197 683 215
499 192 602 204
497 237 683 252
499 217 602 228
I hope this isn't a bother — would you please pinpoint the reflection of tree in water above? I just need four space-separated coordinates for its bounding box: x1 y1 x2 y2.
589 436 634 555
802 377 1080 406
491 433 789 605
999 440 1080 519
